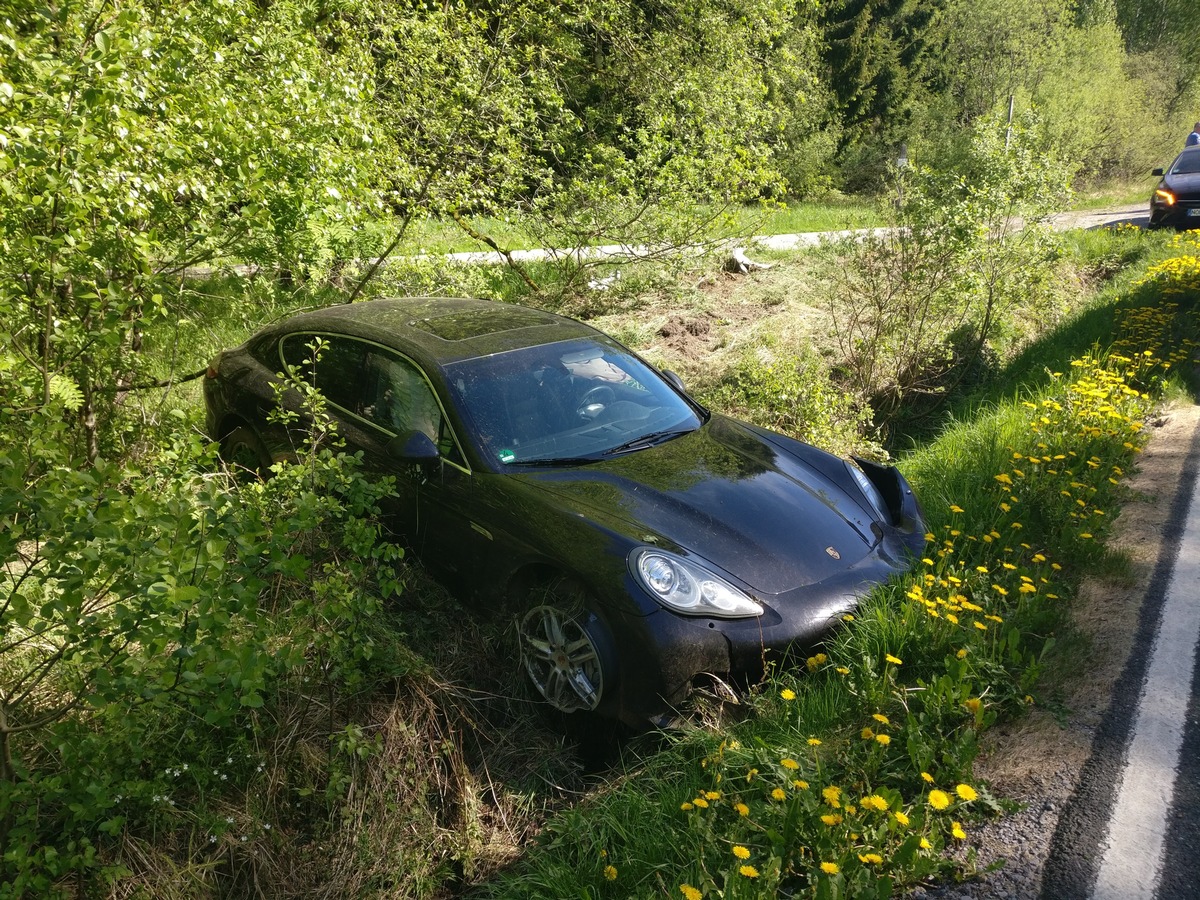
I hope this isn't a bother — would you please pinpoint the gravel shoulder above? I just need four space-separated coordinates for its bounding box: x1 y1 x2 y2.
909 401 1200 899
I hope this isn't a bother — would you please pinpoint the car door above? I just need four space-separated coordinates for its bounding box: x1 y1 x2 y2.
278 333 426 536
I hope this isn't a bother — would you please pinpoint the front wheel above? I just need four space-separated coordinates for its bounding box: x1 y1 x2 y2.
518 585 613 714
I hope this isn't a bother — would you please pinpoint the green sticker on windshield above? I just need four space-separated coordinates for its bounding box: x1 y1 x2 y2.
498 449 516 464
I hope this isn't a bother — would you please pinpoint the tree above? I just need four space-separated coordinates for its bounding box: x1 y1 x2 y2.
343 0 817 297
818 0 948 185
0 0 376 463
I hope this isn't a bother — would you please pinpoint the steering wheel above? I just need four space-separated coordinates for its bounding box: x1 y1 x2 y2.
576 385 615 419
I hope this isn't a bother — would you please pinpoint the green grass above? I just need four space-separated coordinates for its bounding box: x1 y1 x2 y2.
1068 177 1152 210
354 198 883 258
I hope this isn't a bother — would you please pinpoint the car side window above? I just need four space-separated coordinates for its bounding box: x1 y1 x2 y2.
280 334 366 413
362 350 463 464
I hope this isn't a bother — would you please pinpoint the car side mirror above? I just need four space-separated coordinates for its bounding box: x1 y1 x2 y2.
386 430 440 463
662 369 687 392
1152 167 1165 176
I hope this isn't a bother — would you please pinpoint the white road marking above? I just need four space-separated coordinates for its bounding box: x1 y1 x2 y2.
1091 476 1200 900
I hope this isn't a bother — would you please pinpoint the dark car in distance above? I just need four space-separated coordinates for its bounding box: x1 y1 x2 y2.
1149 147 1200 229
204 297 926 725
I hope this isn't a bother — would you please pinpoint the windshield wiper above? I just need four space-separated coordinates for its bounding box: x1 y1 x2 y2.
510 455 603 467
603 428 693 456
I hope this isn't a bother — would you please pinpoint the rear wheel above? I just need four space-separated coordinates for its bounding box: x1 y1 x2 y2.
518 581 613 714
221 425 273 479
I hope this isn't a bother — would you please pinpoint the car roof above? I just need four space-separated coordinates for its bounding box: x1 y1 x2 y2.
266 297 601 365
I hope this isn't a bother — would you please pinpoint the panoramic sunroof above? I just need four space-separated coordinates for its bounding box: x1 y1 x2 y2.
415 306 554 341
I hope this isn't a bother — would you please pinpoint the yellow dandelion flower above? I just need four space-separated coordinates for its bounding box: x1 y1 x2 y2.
823 786 842 806
821 813 843 826
733 845 750 860
692 797 708 808
862 795 888 811
950 504 964 513
921 772 934 783
956 648 968 659
861 727 875 740
974 621 988 631
604 865 617 881
836 666 850 674
894 810 910 826
781 757 799 770
780 688 796 701
956 784 978 801
681 802 694 811
772 788 787 801
858 853 884 865
875 733 891 746
739 865 759 878
705 791 721 800
886 654 903 665
965 698 982 714
736 802 750 817
928 790 951 810
808 738 822 746
793 779 809 790
872 713 890 725
681 886 702 900
821 862 839 875
920 837 932 850
952 822 967 840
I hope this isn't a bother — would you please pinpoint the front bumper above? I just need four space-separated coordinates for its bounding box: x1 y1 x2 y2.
603 510 925 724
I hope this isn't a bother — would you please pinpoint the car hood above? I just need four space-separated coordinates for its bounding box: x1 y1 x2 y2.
1164 172 1200 197
512 416 882 595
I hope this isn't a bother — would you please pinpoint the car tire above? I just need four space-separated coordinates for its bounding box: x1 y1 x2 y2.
220 425 273 478
518 579 615 715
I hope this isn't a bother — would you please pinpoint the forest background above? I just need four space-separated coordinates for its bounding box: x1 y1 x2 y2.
3 0 1200 896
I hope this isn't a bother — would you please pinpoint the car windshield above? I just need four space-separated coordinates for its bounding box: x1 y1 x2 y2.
1172 152 1200 175
443 337 704 465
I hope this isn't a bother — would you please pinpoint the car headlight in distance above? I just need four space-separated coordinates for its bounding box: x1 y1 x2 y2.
631 548 763 618
846 459 892 523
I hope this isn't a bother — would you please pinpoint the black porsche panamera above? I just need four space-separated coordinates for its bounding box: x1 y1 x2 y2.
204 297 926 724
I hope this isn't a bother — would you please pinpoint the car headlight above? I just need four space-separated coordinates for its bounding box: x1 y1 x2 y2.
846 460 892 523
1155 189 1176 206
630 549 763 618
